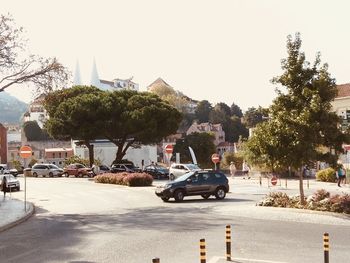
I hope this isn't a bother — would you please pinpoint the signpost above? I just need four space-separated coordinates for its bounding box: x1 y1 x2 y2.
164 144 174 166
271 176 277 186
211 153 220 170
20 146 32 211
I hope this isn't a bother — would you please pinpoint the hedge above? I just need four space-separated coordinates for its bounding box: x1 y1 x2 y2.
94 172 153 186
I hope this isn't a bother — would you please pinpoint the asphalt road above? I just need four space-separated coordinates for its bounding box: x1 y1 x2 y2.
0 177 349 263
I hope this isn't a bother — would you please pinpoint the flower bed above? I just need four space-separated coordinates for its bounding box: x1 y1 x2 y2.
257 189 350 214
94 172 153 187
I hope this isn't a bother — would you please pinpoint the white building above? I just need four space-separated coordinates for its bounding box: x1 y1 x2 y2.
72 139 157 168
23 94 48 128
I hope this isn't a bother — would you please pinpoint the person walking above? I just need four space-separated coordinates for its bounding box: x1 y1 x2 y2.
242 161 250 179
1 175 7 198
229 161 236 178
337 165 345 187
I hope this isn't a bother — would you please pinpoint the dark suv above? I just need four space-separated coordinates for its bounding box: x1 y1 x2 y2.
155 170 229 202
111 163 141 173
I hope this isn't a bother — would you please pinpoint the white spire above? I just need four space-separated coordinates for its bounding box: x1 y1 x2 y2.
73 60 82 86
90 58 100 88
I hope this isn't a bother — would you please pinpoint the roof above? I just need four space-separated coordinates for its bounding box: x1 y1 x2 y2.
147 77 172 89
336 83 350 98
45 148 73 153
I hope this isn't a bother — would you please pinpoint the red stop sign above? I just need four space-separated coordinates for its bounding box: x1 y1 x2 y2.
211 153 220 164
165 144 173 154
20 145 32 159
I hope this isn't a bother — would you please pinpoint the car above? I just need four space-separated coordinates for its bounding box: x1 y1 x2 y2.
111 163 141 173
0 174 20 191
98 165 111 174
31 163 64 177
143 164 169 179
168 163 201 180
0 164 18 177
63 163 94 178
155 170 229 202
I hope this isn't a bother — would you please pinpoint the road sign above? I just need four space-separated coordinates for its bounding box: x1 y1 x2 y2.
20 146 32 159
211 153 220 164
271 176 277 186
165 144 174 154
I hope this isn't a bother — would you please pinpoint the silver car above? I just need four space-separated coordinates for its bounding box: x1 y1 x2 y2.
0 174 20 191
168 163 200 180
31 164 64 177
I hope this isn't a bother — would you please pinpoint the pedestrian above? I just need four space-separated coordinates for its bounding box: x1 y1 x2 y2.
92 164 100 176
229 161 236 178
337 165 345 187
242 161 250 179
1 175 7 198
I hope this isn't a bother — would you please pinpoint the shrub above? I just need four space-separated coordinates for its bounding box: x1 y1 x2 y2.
312 189 330 202
316 168 336 182
94 172 153 187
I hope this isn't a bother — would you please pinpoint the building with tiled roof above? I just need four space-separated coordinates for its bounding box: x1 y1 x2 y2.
186 121 225 146
332 83 350 130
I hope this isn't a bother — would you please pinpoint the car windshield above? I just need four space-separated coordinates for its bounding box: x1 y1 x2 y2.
184 164 200 170
174 171 196 182
125 164 134 169
49 164 59 169
76 164 85 169
155 166 168 171
3 174 16 180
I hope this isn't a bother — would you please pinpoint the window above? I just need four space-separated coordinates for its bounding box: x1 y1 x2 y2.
59 152 62 158
65 152 68 158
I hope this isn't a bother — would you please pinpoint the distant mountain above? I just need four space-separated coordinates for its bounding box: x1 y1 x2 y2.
0 92 28 124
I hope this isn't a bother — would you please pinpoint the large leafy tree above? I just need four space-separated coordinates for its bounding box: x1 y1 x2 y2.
243 106 269 128
195 100 212 123
230 102 243 118
0 14 69 94
101 90 182 162
173 132 216 168
245 33 347 203
44 86 103 166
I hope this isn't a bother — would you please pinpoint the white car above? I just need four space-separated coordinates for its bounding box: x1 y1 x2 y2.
169 163 201 180
0 174 20 191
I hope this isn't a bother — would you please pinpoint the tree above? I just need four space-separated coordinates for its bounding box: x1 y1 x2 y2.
195 100 212 123
23 121 51 141
245 33 347 204
0 14 69 94
44 86 103 166
101 90 182 163
173 132 216 168
243 106 269 128
230 102 243 118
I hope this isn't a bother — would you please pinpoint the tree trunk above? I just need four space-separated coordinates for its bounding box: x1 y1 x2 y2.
85 141 94 167
298 167 305 205
115 145 124 163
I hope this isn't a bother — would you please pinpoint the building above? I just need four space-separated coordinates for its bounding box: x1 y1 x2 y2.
0 123 7 163
217 142 236 156
332 83 350 131
75 59 139 91
72 139 157 168
186 121 225 146
7 128 21 164
45 148 74 166
23 94 48 128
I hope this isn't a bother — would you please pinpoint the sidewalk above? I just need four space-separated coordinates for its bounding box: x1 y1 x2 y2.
0 196 34 232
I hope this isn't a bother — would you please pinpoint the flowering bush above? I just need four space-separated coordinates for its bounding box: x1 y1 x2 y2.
316 168 336 182
258 189 350 214
94 172 153 187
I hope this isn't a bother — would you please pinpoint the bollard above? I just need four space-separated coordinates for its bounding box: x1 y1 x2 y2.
285 178 287 188
200 238 206 263
307 178 309 189
259 176 262 186
225 225 231 261
323 233 329 263
152 258 160 263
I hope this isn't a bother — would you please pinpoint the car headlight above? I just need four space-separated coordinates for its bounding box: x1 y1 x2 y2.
164 184 172 189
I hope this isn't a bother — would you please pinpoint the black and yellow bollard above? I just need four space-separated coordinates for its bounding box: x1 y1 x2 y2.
323 232 329 263
200 238 206 263
152 258 160 263
226 225 232 261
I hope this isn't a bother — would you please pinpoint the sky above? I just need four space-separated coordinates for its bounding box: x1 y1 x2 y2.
2 0 350 111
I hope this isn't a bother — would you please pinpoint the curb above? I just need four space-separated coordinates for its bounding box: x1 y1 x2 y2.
0 202 35 233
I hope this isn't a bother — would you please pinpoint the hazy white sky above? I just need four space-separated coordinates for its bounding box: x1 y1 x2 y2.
3 0 350 110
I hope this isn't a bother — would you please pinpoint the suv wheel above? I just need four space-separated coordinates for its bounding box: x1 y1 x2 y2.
161 197 170 202
201 194 210 199
78 172 83 178
49 172 53 177
32 172 38 177
215 187 226 200
174 189 185 202
169 174 175 180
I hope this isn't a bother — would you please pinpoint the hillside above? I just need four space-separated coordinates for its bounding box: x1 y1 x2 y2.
0 92 28 124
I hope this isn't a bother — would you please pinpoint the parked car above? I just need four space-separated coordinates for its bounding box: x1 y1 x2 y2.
168 163 201 180
0 174 20 191
143 164 169 179
98 165 111 174
63 163 94 178
111 163 141 173
0 164 18 177
31 164 64 177
155 170 229 202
